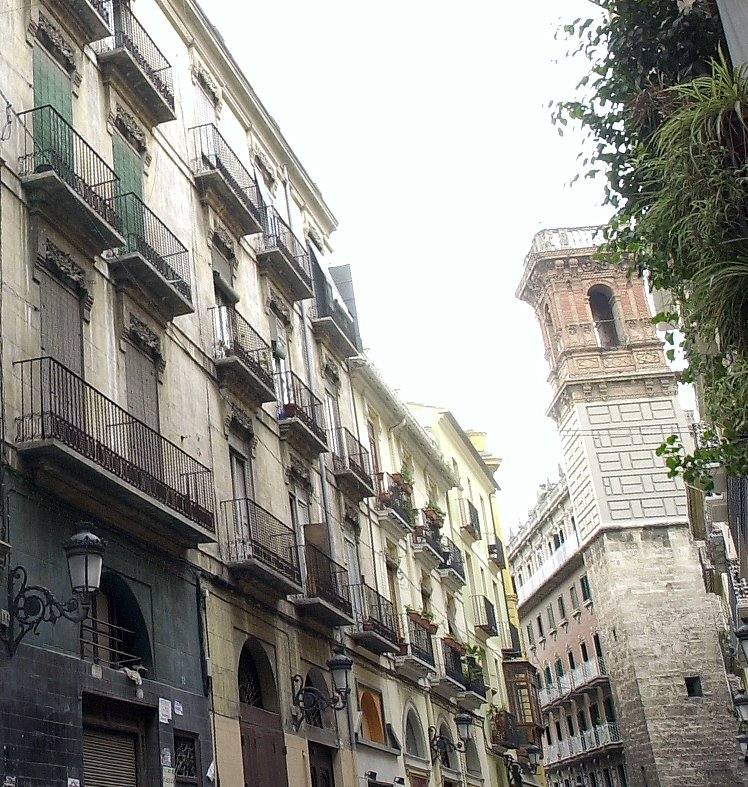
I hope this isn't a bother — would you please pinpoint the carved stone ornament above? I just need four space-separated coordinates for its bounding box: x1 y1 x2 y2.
128 315 164 366
344 506 360 530
322 353 341 386
306 226 324 252
192 62 220 106
34 14 76 74
39 239 89 297
285 456 312 490
213 224 236 261
254 149 277 187
114 105 147 154
267 290 292 326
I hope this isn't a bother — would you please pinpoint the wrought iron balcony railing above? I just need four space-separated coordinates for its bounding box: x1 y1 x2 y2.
310 290 359 354
259 205 312 281
15 356 215 530
95 1 174 110
304 543 352 617
222 497 301 586
275 370 327 445
412 522 443 560
463 657 487 697
570 657 608 691
113 192 191 303
190 124 265 230
210 306 274 391
88 0 110 23
331 426 372 485
440 537 465 580
375 472 414 527
488 541 506 568
473 595 498 636
18 105 121 232
403 613 435 666
351 583 399 644
440 639 466 687
81 614 142 670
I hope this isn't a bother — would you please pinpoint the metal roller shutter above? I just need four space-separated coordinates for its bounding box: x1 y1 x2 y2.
83 727 137 787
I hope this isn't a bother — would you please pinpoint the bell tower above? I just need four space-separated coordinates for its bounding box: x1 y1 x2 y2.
517 227 740 786
517 227 690 543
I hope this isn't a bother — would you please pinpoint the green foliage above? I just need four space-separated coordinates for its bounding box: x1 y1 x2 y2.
555 1 748 484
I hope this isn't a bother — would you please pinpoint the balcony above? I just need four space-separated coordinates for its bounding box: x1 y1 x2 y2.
14 356 215 545
210 306 275 406
81 615 142 670
109 193 192 319
459 657 487 711
330 427 374 500
545 723 622 767
350 583 400 655
538 674 572 709
222 498 301 595
411 519 444 572
433 638 466 699
275 370 328 456
94 1 175 124
488 541 506 569
257 206 313 302
18 106 123 253
394 613 436 680
473 595 499 638
58 0 111 42
501 622 522 657
516 529 581 607
190 124 265 236
570 658 608 695
437 537 466 592
490 710 535 752
374 472 414 540
294 543 353 626
460 498 481 541
310 287 359 359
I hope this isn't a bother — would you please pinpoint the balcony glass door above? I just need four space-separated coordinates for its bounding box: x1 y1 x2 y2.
325 390 341 456
231 449 253 539
33 47 73 174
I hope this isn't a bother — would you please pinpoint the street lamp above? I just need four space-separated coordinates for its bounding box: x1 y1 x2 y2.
3 527 105 656
291 646 353 730
735 691 748 724
429 711 472 764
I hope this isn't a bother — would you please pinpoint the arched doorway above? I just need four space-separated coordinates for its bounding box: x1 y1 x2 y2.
238 638 288 787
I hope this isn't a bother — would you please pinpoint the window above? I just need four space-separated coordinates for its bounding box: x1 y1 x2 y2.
577 710 588 732
513 683 534 725
404 709 426 758
359 689 386 744
589 702 600 725
617 764 629 787
580 574 592 602
685 675 703 697
230 449 251 500
588 284 621 348
174 734 200 785
603 696 616 723
555 720 562 740
526 623 535 647
557 595 566 621
589 773 598 787
536 615 544 639
581 641 589 662
570 584 580 611
39 270 83 375
555 658 564 679
568 650 576 670
565 715 574 736
547 604 556 630
544 665 553 686
545 726 551 745
603 768 613 787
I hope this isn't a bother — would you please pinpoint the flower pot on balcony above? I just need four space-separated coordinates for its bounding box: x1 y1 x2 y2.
282 403 298 419
423 507 444 526
443 635 466 654
391 473 413 495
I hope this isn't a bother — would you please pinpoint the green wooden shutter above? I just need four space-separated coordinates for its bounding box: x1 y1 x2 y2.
33 47 72 121
112 134 143 199
33 47 73 177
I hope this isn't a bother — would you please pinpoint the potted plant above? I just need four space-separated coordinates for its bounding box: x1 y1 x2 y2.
442 634 465 654
421 610 438 634
392 463 414 495
423 498 445 526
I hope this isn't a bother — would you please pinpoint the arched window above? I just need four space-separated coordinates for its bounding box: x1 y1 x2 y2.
304 668 333 728
359 690 385 744
588 285 621 348
81 572 152 672
404 708 426 759
238 639 280 713
438 723 456 770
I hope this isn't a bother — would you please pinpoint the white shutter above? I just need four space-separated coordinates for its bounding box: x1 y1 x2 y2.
83 727 137 787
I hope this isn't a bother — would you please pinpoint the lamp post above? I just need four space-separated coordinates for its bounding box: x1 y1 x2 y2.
2 528 105 656
291 646 353 730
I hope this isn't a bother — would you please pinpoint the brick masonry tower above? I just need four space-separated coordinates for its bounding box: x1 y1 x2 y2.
517 227 741 786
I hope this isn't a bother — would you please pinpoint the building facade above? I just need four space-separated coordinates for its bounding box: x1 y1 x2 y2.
0 2 536 786
511 228 742 787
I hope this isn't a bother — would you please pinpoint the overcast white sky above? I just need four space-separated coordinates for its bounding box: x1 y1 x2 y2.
206 0 611 533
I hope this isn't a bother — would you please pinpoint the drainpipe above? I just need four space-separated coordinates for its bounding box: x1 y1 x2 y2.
196 574 220 786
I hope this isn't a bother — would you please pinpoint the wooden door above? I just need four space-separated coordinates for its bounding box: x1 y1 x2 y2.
308 743 335 787
33 46 73 176
239 706 288 787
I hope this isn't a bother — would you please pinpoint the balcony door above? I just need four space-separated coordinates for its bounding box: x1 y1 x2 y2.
113 133 145 249
33 46 73 174
230 448 254 542
324 389 341 456
308 743 335 787
125 343 161 480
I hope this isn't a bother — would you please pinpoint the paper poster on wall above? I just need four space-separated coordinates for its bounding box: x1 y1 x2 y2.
159 697 172 724
162 767 175 787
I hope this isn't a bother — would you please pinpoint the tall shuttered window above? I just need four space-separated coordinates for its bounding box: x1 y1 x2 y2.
125 346 159 431
39 271 83 375
83 727 138 787
33 46 72 121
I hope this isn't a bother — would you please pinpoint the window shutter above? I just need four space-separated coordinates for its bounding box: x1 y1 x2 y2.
125 346 159 431
33 46 73 122
83 727 137 787
112 134 144 200
39 271 82 375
